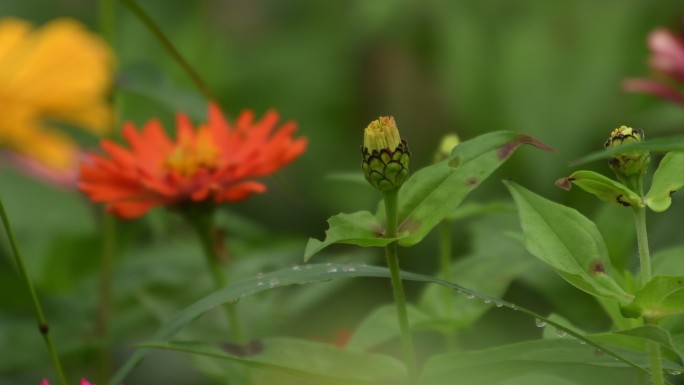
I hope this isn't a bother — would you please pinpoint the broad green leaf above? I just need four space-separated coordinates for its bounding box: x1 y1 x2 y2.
614 325 684 362
346 304 431 351
108 263 650 385
141 338 406 385
420 339 646 385
572 136 684 165
555 170 641 207
304 211 403 261
504 181 632 303
645 152 684 212
621 276 684 319
394 131 554 247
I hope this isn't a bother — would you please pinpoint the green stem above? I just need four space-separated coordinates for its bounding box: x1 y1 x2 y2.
383 189 418 384
95 213 117 382
0 195 68 385
184 208 244 343
439 220 454 310
119 0 215 100
631 182 663 385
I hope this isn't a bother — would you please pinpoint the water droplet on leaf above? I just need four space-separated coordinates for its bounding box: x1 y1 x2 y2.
535 319 547 328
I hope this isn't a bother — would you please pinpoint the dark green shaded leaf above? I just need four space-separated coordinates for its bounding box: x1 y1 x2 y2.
141 338 406 385
108 263 651 385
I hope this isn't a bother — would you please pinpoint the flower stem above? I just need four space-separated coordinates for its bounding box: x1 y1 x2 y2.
631 178 664 385
96 213 117 382
439 220 454 313
0 195 68 385
382 189 418 384
119 0 215 101
184 209 245 343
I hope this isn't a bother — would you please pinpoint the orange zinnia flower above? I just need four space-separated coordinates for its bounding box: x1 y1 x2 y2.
0 17 112 176
78 103 307 218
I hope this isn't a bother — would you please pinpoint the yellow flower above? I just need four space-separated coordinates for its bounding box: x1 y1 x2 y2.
0 17 112 173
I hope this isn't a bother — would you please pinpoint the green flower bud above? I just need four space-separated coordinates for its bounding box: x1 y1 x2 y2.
361 116 410 192
604 126 650 178
433 133 460 163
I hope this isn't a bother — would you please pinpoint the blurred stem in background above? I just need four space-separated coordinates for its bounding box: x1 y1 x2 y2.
183 206 245 344
95 213 117 382
119 0 215 101
0 196 68 385
97 1 119 381
382 189 419 384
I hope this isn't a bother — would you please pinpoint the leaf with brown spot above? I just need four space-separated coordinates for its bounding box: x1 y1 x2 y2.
386 131 554 247
505 181 632 303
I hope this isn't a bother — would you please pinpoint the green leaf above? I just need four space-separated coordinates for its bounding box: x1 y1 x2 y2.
620 276 684 320
572 136 684 166
395 131 554 247
555 170 641 207
141 338 406 385
108 263 651 385
304 211 402 262
614 325 684 362
504 181 632 303
420 339 646 385
645 152 684 212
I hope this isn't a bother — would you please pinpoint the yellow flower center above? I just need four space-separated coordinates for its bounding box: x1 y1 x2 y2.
364 116 401 152
164 129 219 176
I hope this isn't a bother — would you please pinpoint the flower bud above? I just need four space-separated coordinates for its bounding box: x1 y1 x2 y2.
361 116 410 192
604 126 650 178
433 133 460 163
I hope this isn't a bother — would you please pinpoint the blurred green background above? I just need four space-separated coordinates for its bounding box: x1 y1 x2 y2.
2 0 684 384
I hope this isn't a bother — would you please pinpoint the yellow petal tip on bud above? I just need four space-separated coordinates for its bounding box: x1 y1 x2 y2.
364 116 401 153
604 125 650 178
434 133 460 163
361 116 410 192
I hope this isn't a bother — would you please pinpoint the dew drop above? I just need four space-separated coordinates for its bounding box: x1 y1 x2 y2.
326 262 332 266
269 278 280 287
495 302 504 308
327 267 338 273
556 329 568 338
578 340 587 345
256 272 264 279
292 265 301 271
484 299 492 304
257 281 264 286
535 319 547 328
466 294 475 299
667 370 682 376
510 305 518 311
